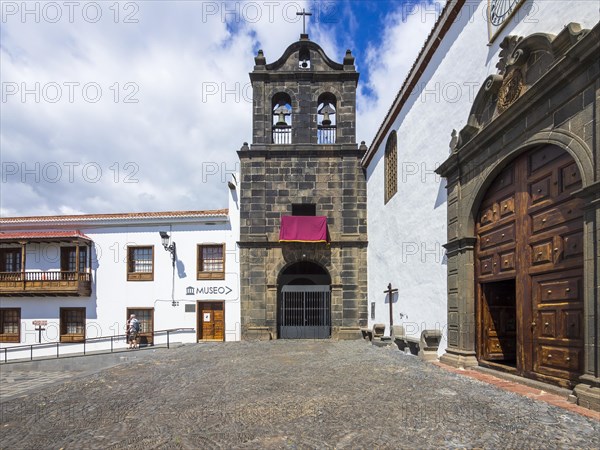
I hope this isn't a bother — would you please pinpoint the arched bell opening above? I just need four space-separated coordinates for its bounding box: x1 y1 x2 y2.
272 92 292 144
317 92 337 144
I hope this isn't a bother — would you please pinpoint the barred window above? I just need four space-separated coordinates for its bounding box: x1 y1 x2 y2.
127 246 154 281
198 244 225 280
0 308 20 343
384 130 398 204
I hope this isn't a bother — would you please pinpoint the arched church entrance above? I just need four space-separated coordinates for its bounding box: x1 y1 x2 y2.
278 261 331 339
475 145 584 388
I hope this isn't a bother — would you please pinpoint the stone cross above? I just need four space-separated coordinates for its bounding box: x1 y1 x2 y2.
296 8 312 35
383 282 398 334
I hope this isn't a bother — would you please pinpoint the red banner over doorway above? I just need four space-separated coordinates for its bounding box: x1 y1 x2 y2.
279 216 328 243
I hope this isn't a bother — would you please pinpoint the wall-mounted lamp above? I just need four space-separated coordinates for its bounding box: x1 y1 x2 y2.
228 173 237 190
159 231 177 267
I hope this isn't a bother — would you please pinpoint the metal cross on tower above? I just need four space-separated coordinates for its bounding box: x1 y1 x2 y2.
296 8 312 35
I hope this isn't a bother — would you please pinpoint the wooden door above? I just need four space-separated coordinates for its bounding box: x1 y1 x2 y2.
525 146 584 386
198 302 224 341
476 145 584 387
476 160 519 369
530 271 583 384
126 308 154 346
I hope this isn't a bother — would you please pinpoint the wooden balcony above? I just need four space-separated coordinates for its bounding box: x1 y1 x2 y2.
0 271 92 297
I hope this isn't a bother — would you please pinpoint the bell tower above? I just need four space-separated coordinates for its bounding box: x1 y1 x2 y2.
238 33 367 340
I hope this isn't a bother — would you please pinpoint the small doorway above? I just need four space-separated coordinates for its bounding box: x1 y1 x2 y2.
126 308 154 346
480 280 516 367
277 261 331 339
280 285 331 339
197 301 225 341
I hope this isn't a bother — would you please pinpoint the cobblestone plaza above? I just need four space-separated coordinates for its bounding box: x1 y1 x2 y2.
1 341 598 449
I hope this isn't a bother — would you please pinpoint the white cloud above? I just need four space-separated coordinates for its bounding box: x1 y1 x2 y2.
0 0 439 216
1 1 256 216
356 1 443 144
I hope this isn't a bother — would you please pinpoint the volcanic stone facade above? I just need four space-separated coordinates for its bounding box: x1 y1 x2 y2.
238 36 368 340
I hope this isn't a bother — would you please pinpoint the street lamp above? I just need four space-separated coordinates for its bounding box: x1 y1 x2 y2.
159 231 178 307
159 231 177 267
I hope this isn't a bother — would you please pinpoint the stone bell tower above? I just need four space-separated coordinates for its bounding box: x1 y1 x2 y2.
237 32 367 340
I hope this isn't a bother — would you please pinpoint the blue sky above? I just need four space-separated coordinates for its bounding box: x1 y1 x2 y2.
0 0 442 216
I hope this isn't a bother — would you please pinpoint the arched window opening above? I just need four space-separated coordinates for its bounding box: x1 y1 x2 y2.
272 93 292 144
317 92 336 144
299 46 311 69
384 130 397 204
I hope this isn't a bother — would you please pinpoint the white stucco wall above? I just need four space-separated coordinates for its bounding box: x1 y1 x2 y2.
366 0 599 354
0 184 240 359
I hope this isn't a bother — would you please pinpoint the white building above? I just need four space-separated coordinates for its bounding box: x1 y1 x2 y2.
363 0 599 408
0 184 240 360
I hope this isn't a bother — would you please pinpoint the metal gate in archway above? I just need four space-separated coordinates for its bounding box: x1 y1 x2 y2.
279 285 331 339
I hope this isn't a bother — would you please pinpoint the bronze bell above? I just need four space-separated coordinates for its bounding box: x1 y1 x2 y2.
319 103 335 126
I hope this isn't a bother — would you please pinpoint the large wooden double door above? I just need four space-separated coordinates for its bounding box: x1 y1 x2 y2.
476 146 584 387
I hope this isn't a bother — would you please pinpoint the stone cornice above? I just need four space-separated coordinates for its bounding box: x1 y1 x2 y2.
238 143 365 159
250 71 359 84
238 240 368 249
443 237 477 256
435 152 459 178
